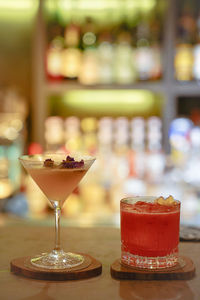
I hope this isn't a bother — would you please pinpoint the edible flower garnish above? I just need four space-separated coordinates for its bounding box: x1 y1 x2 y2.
43 156 84 168
43 158 54 167
59 156 84 169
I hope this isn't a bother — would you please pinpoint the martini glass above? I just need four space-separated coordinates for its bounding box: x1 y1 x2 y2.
19 153 95 269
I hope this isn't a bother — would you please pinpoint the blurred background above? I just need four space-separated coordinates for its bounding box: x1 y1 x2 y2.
1 0 200 227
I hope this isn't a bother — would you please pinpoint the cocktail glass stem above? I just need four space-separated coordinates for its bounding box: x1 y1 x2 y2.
54 202 61 251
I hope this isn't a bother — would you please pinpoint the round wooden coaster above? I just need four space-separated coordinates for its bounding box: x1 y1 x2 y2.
110 256 195 280
10 254 102 281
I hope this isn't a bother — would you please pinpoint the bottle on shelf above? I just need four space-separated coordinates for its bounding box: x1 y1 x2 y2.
46 13 64 81
122 117 147 198
97 117 115 213
169 117 193 167
45 1 166 86
97 30 114 84
113 117 129 153
183 126 200 186
64 117 82 153
193 43 200 81
78 17 99 85
174 44 194 81
80 117 98 155
135 22 154 81
122 149 147 198
149 8 163 80
46 36 64 81
61 22 82 80
130 117 146 179
110 117 130 212
45 116 65 151
175 4 196 81
113 22 136 84
193 12 200 81
190 108 200 126
145 117 166 184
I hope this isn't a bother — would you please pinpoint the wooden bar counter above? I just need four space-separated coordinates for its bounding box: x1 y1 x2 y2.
0 218 200 300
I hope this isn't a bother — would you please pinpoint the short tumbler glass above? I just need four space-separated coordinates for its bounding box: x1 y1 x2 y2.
120 196 181 269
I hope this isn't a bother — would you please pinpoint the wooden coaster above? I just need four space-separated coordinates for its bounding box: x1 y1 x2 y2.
10 253 102 281
110 256 195 280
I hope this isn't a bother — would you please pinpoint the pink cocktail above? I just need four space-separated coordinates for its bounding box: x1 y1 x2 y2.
28 167 87 207
19 153 95 269
121 196 180 269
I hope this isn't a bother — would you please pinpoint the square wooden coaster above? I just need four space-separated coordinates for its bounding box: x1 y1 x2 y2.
110 256 195 280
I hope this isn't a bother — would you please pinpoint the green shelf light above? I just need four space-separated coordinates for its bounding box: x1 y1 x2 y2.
49 89 163 118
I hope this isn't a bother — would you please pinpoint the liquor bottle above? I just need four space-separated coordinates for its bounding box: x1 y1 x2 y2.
110 117 130 212
81 17 98 51
46 14 64 81
46 36 64 81
169 117 193 167
79 48 99 85
122 149 147 198
145 117 166 184
61 22 82 80
97 117 114 213
150 43 162 80
175 5 196 81
113 117 129 152
190 108 200 126
98 117 113 148
175 44 194 81
64 117 82 153
177 4 196 45
113 23 136 84
135 22 154 81
81 117 98 155
183 126 200 186
98 30 114 84
193 43 200 81
45 116 64 151
149 9 163 80
197 12 200 40
193 13 200 81
79 17 99 85
130 117 146 179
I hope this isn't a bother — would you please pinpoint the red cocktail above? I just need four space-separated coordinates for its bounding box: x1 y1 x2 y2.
121 196 180 269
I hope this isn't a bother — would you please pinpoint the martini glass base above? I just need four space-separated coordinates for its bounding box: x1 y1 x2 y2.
31 250 84 270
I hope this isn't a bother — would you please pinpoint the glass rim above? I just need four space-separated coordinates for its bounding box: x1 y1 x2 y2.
120 196 180 205
18 153 96 163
